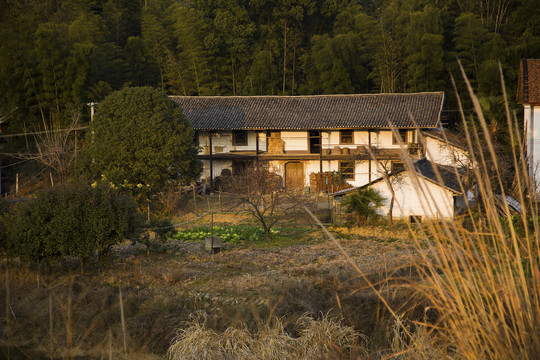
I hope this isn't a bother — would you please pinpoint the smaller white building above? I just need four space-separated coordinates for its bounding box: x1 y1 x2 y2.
335 158 464 221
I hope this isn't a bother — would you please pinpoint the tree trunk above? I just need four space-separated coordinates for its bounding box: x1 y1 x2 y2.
263 224 272 241
388 195 394 223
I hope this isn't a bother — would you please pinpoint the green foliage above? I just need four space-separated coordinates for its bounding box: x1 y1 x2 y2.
79 87 201 190
342 187 386 225
7 183 143 268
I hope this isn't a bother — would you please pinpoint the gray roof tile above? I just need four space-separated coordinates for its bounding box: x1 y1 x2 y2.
170 93 444 130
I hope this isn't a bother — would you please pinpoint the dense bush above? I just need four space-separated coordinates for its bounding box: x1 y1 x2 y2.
8 183 143 269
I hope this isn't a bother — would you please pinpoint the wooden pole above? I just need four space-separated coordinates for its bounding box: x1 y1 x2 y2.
319 131 323 192
15 173 18 196
368 130 372 184
210 211 214 254
192 184 197 211
209 133 213 193
147 192 151 222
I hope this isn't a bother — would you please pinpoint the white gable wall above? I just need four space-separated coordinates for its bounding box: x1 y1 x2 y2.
425 137 469 167
524 105 540 191
369 172 456 219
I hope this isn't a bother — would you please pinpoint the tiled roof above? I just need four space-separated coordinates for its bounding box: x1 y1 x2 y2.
355 158 463 194
413 158 462 193
170 93 444 131
518 59 540 105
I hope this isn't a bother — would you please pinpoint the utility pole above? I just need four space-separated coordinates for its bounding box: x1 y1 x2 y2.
87 102 96 122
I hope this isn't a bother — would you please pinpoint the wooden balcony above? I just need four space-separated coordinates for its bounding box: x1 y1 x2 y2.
198 143 423 161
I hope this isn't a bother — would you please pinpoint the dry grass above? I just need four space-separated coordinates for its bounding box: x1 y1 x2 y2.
0 228 414 358
167 312 366 360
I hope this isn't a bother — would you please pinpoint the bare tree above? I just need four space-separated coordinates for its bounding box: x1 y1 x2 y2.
14 109 82 185
375 160 404 223
226 169 312 240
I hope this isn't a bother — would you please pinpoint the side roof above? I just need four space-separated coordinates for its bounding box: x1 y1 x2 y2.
352 158 463 195
170 93 445 131
518 59 540 105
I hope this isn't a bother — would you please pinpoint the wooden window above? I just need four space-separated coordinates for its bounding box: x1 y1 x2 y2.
392 130 408 145
340 130 354 144
339 161 355 180
233 130 248 146
309 131 320 154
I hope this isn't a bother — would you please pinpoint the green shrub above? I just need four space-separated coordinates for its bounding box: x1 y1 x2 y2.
8 183 143 269
342 187 385 225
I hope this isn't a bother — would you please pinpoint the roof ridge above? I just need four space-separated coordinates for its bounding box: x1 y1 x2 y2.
169 92 444 99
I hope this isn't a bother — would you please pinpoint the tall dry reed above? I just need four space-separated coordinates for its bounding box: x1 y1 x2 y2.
396 62 540 359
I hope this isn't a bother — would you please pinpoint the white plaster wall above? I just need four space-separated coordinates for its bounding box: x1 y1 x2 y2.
377 130 408 148
370 173 455 219
425 137 469 167
325 131 371 149
281 131 308 152
525 105 540 191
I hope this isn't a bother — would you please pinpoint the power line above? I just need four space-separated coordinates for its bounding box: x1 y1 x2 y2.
0 126 88 138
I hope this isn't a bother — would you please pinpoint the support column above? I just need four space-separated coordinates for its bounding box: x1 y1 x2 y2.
209 132 213 193
368 130 372 184
256 131 260 171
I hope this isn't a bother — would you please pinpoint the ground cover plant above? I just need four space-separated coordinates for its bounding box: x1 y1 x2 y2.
171 225 278 244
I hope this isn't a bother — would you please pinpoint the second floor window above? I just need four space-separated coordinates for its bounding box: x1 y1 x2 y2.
392 130 408 145
233 130 248 146
340 130 354 144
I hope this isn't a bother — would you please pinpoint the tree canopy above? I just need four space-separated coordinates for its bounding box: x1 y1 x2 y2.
80 87 201 190
1 0 540 189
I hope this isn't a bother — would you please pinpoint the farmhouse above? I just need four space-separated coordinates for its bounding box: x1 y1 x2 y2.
171 92 447 190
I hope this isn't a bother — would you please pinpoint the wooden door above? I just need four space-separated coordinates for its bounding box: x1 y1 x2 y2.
285 162 304 188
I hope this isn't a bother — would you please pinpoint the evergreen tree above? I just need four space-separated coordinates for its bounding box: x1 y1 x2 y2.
79 87 201 190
